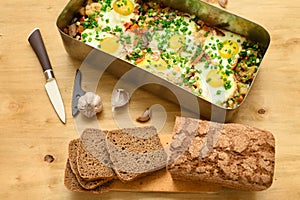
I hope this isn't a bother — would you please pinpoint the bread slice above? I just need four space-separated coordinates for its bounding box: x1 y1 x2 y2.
78 128 116 180
64 160 111 194
105 126 167 182
167 116 275 191
68 139 112 190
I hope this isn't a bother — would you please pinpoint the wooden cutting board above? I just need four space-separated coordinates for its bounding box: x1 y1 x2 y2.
77 134 221 193
110 168 221 193
112 134 221 193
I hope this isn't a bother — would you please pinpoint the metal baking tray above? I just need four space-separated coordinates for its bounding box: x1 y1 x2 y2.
56 0 270 122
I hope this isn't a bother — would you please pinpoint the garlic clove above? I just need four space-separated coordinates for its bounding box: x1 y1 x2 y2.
78 92 103 118
218 0 228 8
136 108 151 123
111 88 130 110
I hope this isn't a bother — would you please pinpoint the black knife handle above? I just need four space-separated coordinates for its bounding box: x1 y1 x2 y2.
28 28 52 73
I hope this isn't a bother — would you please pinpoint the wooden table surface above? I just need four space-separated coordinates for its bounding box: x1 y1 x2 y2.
1 0 300 199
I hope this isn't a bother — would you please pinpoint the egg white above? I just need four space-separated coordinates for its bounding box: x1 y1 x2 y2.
148 17 199 57
203 31 247 70
191 61 237 105
97 0 139 32
81 30 126 58
97 9 137 32
206 72 237 105
180 30 245 105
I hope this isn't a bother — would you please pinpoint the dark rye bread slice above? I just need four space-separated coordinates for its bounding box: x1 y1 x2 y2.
68 139 112 190
78 128 116 180
167 116 275 191
64 160 111 194
105 126 167 182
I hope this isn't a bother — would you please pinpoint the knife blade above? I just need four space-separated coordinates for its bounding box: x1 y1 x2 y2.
72 69 86 117
28 28 66 124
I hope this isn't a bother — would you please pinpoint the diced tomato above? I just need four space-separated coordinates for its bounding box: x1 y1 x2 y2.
79 16 85 22
77 25 84 34
237 95 244 103
124 22 133 30
135 56 145 64
129 24 139 31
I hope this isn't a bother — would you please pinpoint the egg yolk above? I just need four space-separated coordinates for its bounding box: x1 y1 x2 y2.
206 69 226 88
137 55 168 71
100 37 120 54
113 0 134 16
169 35 186 51
218 40 239 59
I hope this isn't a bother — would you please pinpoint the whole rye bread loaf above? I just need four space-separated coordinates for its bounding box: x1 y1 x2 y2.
78 128 116 180
167 116 275 191
68 139 113 190
105 126 167 182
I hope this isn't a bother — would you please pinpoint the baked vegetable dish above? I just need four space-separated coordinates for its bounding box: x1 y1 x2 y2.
64 0 264 108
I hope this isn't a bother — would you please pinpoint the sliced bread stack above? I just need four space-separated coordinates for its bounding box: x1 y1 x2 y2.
65 128 117 193
64 126 167 193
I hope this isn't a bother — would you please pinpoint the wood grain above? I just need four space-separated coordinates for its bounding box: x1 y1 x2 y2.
0 0 300 199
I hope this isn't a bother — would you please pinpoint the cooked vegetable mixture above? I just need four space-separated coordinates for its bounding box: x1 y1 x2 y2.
64 0 264 108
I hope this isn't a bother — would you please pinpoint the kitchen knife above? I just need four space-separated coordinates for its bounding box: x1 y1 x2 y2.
28 28 66 124
72 69 86 117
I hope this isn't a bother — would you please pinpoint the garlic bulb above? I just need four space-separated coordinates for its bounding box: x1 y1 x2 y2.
78 92 103 118
111 88 130 111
